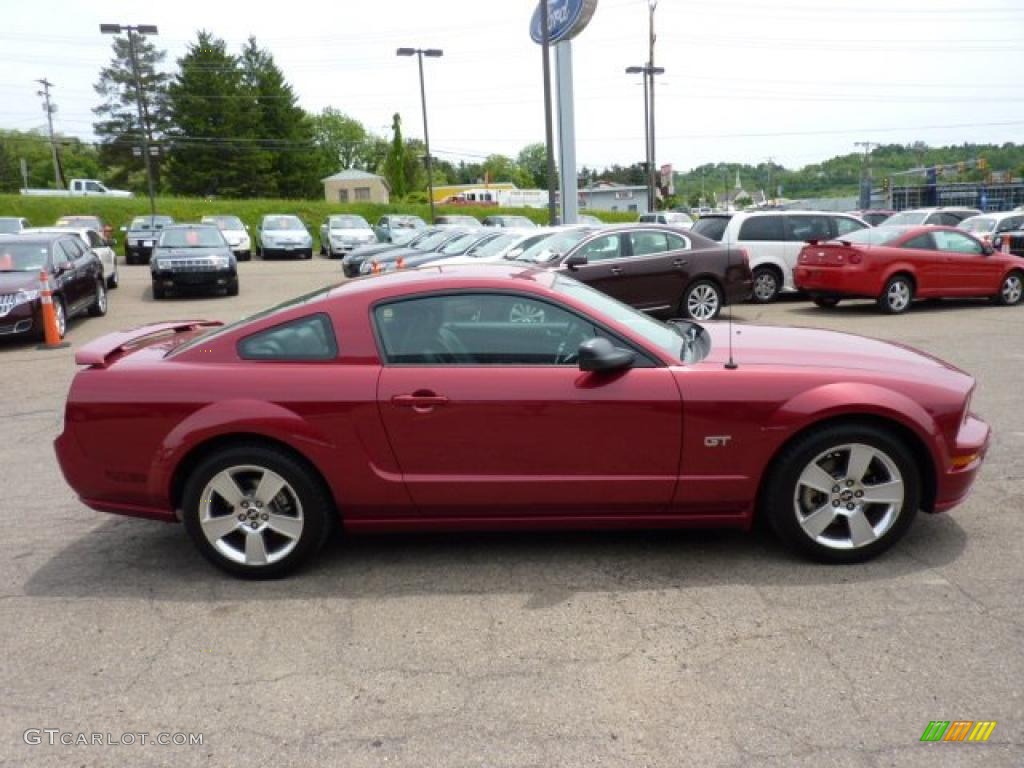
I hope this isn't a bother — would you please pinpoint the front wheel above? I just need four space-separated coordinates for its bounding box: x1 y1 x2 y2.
87 280 108 317
182 444 333 578
995 270 1023 306
751 266 781 303
762 425 920 563
682 279 723 320
878 275 913 314
226 279 239 297
107 269 119 289
152 280 165 300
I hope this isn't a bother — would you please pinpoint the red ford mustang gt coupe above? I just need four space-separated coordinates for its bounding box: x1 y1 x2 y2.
794 225 1024 313
55 265 990 577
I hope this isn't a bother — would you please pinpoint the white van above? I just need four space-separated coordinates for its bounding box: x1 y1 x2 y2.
638 211 695 229
691 210 868 302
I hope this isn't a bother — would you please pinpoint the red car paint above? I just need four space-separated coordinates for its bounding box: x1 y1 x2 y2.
794 225 1023 303
54 264 988 535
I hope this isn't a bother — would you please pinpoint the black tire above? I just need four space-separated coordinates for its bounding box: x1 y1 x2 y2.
813 296 840 308
751 266 782 303
87 280 108 317
878 274 914 314
152 280 165 300
239 251 251 262
681 279 723 320
762 424 920 564
226 279 239 297
181 443 333 578
994 270 1023 306
304 249 313 260
107 271 119 289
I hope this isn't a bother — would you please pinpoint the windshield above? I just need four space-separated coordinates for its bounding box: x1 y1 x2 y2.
884 211 928 227
691 217 730 241
438 216 478 225
0 220 22 234
550 275 686 361
515 229 591 263
202 216 244 230
329 215 369 229
129 216 174 231
263 216 305 231
441 232 486 255
159 228 227 248
0 242 49 271
469 232 520 258
413 230 456 251
958 217 995 234
390 216 425 229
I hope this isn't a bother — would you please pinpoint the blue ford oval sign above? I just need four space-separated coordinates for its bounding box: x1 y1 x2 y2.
530 0 598 45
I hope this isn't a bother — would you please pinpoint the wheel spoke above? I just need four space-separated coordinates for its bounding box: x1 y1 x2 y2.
861 479 904 505
208 471 245 507
845 444 875 483
848 509 877 547
801 503 838 538
798 462 837 494
254 470 287 507
201 514 239 541
244 530 269 565
265 512 302 540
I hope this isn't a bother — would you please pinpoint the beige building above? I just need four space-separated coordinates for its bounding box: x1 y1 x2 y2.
321 169 390 204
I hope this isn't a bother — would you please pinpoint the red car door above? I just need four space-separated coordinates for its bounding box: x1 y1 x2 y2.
932 229 1001 295
373 292 683 517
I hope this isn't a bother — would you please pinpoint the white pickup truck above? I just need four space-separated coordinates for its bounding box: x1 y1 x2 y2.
20 178 133 198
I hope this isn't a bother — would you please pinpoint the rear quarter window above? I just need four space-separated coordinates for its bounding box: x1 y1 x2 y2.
237 314 338 361
691 217 730 241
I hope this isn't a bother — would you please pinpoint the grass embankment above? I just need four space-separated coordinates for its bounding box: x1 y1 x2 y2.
0 195 636 233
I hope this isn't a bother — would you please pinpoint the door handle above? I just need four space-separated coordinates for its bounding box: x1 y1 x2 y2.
392 392 449 408
672 259 689 267
610 266 623 275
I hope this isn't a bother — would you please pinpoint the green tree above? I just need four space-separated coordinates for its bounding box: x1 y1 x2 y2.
92 32 172 192
240 37 318 198
166 31 269 197
310 108 369 176
383 113 407 199
516 142 550 188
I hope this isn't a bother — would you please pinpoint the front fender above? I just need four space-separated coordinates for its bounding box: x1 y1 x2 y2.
147 398 336 506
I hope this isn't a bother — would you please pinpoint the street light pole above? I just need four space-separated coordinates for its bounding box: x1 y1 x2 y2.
540 0 558 225
100 23 158 218
397 47 443 223
648 0 658 210
626 64 662 213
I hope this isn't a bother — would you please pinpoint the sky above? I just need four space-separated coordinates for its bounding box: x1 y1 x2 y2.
1 0 1022 175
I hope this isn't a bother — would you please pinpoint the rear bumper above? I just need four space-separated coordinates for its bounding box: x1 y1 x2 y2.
933 414 991 512
125 243 155 260
794 266 880 298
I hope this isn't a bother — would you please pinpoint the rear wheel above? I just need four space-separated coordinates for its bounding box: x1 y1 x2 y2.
87 280 108 317
182 444 332 578
751 266 781 303
995 270 1023 306
682 279 723 320
763 424 920 563
878 274 913 314
812 296 840 308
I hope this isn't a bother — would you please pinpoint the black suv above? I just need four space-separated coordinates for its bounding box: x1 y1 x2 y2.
150 225 238 299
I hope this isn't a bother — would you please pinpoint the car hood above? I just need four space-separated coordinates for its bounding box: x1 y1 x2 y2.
263 229 308 238
220 229 247 240
0 271 41 293
372 246 419 263
702 323 970 381
329 227 375 237
346 243 400 260
154 247 230 259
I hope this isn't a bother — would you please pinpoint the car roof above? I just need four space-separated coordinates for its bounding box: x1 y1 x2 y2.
0 232 63 243
23 226 93 235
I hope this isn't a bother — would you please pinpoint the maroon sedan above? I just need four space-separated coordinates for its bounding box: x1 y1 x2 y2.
55 265 989 577
795 225 1024 313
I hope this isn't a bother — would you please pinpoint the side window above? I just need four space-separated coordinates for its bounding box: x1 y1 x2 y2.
88 231 104 248
85 181 102 192
997 216 1023 232
665 233 689 251
737 216 785 241
834 216 866 236
933 231 983 255
238 314 338 361
60 239 84 260
788 215 831 242
628 231 669 257
576 234 623 262
934 213 960 226
374 294 599 366
902 234 935 250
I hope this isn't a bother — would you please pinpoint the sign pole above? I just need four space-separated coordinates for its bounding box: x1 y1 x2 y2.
555 41 578 225
541 0 558 225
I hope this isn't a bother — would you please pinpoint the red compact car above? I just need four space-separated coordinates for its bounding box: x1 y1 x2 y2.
55 265 990 577
794 225 1024 313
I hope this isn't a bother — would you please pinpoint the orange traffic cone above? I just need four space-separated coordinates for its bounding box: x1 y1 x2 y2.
35 270 70 350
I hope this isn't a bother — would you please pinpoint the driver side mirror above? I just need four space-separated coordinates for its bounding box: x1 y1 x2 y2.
578 337 635 373
56 261 74 273
982 243 995 256
990 236 1002 251
564 252 587 270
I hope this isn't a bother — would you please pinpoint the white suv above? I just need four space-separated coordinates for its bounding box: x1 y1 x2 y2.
691 210 868 302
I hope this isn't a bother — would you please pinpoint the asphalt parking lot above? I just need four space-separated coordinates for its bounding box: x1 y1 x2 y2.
2 258 1022 767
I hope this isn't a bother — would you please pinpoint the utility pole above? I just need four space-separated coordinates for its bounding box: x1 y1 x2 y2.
35 78 63 189
854 141 879 209
648 0 658 210
397 48 443 223
765 156 775 205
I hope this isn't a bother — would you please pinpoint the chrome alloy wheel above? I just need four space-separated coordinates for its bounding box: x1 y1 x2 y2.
54 298 66 337
1001 273 1022 305
686 283 721 320
886 279 911 312
793 443 905 551
198 465 304 566
752 270 778 301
